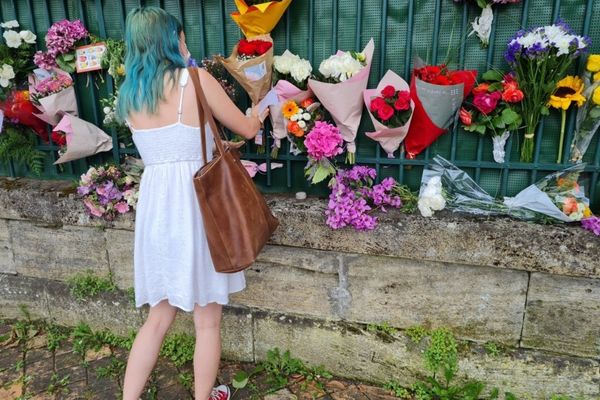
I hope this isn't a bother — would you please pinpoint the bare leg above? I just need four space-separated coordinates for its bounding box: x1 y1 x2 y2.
122 300 178 400
193 303 223 400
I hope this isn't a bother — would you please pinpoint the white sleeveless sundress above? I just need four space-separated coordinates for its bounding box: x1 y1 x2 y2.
129 69 245 312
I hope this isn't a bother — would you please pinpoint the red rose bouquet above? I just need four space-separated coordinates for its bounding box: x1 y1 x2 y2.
404 60 477 158
459 70 524 163
217 35 274 104
363 70 415 157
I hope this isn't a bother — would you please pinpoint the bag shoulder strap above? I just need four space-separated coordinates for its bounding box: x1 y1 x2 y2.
187 67 227 163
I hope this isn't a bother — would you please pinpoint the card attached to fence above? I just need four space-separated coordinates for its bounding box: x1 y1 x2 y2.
75 43 107 73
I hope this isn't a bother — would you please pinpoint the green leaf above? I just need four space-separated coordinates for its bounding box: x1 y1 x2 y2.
482 70 504 82
589 107 600 119
540 106 550 116
487 82 503 92
62 52 75 61
232 371 249 389
492 116 506 129
501 108 520 125
475 124 487 135
311 166 329 184
475 0 488 9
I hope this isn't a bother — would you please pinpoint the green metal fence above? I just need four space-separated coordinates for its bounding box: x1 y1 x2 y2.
2 0 600 209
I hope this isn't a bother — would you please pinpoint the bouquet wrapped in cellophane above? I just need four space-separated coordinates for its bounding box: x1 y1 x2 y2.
419 155 591 223
570 54 600 163
28 68 78 126
230 0 292 38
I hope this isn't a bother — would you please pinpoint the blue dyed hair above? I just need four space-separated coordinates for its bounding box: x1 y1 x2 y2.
117 7 186 121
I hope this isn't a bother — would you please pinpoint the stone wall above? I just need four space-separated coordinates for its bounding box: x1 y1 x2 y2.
0 178 598 399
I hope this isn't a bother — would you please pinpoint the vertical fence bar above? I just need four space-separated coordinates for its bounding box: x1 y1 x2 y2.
374 0 388 179
354 0 362 51
450 2 468 163
424 0 443 164
398 0 415 186
308 0 314 65
332 0 338 54
284 8 292 188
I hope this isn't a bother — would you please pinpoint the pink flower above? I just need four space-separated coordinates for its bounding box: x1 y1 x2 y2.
304 121 344 161
115 201 130 214
381 85 396 99
394 91 411 111
34 51 57 70
370 97 386 112
473 91 502 115
83 198 104 218
377 103 395 121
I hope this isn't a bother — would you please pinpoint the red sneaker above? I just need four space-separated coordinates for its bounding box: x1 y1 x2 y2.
210 385 230 400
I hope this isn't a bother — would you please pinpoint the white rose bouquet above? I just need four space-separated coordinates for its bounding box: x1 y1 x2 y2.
308 38 375 164
0 19 37 100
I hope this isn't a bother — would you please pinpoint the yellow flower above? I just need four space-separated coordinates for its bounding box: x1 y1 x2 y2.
281 100 299 119
594 71 600 82
547 75 586 110
584 206 592 219
586 54 600 73
593 86 600 106
117 64 125 76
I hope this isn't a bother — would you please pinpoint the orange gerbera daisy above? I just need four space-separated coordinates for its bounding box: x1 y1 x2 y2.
282 100 299 119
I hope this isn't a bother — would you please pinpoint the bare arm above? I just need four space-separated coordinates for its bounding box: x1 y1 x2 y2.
196 68 266 139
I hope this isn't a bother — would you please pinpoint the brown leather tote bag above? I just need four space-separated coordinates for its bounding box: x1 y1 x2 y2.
188 67 279 273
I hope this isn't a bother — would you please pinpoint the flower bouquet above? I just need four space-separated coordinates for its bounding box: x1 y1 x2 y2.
570 55 600 163
52 113 113 164
404 60 477 158
280 97 324 156
459 70 524 163
505 20 590 162
269 50 313 157
547 75 586 163
420 155 591 223
201 56 237 101
101 92 131 146
100 38 125 86
326 165 416 231
308 38 375 164
452 0 521 47
217 36 274 104
304 121 344 184
230 0 292 38
34 19 88 73
0 20 37 100
77 163 138 221
363 70 415 158
0 89 48 141
28 68 78 126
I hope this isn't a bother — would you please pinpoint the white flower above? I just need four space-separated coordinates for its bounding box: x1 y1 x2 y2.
428 195 446 211
418 201 434 217
298 120 306 129
19 30 36 44
470 5 494 46
0 64 15 87
303 113 311 121
103 106 112 115
0 20 19 29
289 59 312 83
3 30 22 48
290 114 298 122
274 54 294 74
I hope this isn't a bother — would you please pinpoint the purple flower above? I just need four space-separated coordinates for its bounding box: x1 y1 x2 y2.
34 51 58 70
581 216 600 236
187 57 198 67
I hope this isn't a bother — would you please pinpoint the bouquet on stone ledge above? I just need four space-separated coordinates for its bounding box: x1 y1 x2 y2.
34 19 88 73
505 20 590 162
28 68 78 126
570 54 600 163
304 121 344 185
326 165 417 231
404 60 477 158
230 0 292 38
270 50 313 157
419 155 591 224
77 163 139 221
217 36 273 104
459 70 524 163
363 70 415 158
279 97 324 156
309 39 375 164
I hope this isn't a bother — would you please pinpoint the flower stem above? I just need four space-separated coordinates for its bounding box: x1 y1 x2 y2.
557 108 566 164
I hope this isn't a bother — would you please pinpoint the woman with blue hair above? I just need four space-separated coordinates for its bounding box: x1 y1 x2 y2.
117 7 267 400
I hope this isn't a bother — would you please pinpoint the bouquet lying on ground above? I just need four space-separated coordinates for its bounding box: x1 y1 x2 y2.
77 163 139 221
570 54 600 163
309 39 375 164
0 19 37 99
218 36 274 104
28 68 78 126
280 97 324 155
230 0 292 38
34 19 88 73
404 60 477 158
505 20 590 162
418 155 592 224
304 121 344 184
52 113 113 164
452 0 522 47
270 50 313 157
326 165 417 231
460 70 524 163
363 70 414 158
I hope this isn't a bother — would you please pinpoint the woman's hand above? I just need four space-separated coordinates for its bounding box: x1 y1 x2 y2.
251 103 270 124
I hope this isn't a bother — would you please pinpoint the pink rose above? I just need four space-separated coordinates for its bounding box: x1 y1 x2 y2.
381 85 396 99
115 201 130 214
394 91 411 111
473 91 502 115
377 103 395 121
370 96 386 112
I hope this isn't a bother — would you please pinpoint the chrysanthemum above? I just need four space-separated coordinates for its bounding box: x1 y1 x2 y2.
281 100 299 119
548 75 586 110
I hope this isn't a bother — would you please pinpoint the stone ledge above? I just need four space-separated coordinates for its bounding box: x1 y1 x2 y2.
0 177 598 279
